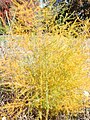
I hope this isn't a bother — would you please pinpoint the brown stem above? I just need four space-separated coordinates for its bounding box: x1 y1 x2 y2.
0 16 6 27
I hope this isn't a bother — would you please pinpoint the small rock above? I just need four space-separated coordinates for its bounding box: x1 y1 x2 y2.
2 117 6 120
83 91 89 97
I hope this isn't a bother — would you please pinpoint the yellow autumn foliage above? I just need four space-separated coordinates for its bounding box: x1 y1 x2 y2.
0 0 90 119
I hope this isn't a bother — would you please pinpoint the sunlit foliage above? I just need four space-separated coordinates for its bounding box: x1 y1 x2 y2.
0 0 90 119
